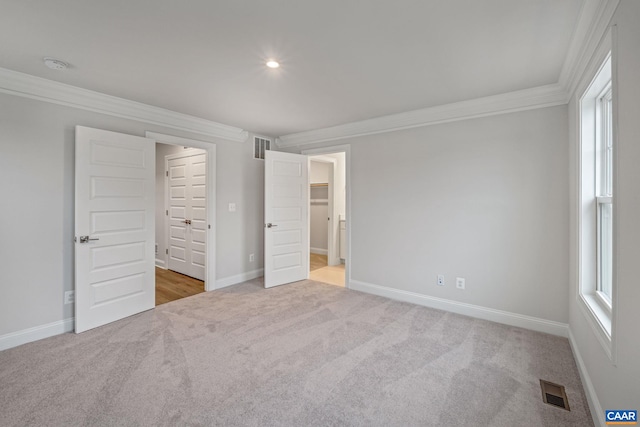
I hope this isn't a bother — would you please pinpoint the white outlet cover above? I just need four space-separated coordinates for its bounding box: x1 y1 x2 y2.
437 275 445 286
228 203 236 212
456 277 465 289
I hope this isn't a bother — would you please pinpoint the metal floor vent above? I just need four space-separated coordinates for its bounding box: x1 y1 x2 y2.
540 380 570 411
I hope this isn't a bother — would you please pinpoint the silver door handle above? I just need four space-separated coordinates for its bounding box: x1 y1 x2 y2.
266 223 278 228
78 236 99 243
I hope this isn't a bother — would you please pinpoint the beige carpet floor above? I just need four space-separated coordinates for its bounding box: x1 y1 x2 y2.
0 279 592 427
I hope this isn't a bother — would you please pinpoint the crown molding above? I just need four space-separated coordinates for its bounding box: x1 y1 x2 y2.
0 67 248 142
276 83 567 148
559 0 620 100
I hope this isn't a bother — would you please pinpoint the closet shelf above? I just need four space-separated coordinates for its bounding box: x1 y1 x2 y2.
310 183 328 187
311 199 328 204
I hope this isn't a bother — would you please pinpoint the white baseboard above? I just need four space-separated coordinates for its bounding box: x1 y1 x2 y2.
310 247 328 255
216 268 264 290
568 328 605 427
155 258 166 268
350 280 569 337
0 318 74 352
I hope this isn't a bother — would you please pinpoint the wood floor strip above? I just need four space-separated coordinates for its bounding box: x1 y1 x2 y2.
156 267 205 306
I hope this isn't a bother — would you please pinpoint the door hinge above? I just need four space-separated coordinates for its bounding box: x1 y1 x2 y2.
166 171 168 177
208 224 211 229
166 210 168 216
166 249 168 255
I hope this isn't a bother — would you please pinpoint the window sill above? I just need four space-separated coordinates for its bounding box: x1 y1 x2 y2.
578 292 613 360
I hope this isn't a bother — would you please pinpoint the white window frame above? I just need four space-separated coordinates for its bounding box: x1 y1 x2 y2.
595 84 613 311
578 48 615 361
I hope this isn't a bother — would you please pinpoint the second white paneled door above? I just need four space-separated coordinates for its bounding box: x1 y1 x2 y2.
264 150 309 288
167 150 207 280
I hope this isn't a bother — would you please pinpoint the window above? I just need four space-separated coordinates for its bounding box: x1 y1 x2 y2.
578 52 614 355
596 84 613 305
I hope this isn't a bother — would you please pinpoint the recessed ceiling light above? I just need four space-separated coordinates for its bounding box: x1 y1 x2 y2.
43 57 68 70
266 60 280 69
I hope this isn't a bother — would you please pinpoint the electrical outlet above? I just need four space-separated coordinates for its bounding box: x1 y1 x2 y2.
64 290 75 304
456 277 466 290
155 243 158 255
437 274 445 286
228 203 236 212
249 253 255 262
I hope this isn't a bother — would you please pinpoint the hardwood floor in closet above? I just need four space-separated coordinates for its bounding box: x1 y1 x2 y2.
156 267 205 305
309 253 345 287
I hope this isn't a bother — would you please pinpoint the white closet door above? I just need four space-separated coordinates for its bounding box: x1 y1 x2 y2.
167 151 206 280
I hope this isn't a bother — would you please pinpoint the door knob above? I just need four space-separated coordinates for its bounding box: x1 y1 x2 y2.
266 223 278 228
78 235 99 243
183 219 192 225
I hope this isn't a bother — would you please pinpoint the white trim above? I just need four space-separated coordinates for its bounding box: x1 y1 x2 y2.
574 31 615 362
216 268 264 290
568 328 605 427
0 318 74 351
577 295 612 359
310 247 328 255
146 132 216 292
155 258 166 268
561 0 620 99
609 23 619 367
277 84 567 147
0 67 248 142
350 280 569 337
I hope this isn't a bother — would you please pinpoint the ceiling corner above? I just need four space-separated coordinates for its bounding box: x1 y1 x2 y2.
558 0 620 98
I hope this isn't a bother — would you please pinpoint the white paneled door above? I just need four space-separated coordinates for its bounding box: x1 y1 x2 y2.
166 151 206 280
75 126 155 333
264 151 309 288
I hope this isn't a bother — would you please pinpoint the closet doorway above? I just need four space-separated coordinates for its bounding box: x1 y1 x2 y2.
308 154 346 287
153 135 214 305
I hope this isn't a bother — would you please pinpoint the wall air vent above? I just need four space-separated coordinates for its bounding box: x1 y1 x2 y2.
254 136 271 160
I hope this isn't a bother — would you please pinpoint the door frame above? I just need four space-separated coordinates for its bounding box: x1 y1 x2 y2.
302 144 351 288
146 132 216 292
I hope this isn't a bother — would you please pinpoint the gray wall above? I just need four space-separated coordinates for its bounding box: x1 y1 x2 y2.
0 92 263 336
288 105 570 323
569 0 640 412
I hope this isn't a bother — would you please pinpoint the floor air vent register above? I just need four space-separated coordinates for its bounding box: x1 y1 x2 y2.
540 379 570 411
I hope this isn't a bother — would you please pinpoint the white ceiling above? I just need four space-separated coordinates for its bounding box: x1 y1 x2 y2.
0 0 584 137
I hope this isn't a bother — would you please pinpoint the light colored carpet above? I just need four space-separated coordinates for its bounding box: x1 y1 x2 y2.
0 279 592 426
